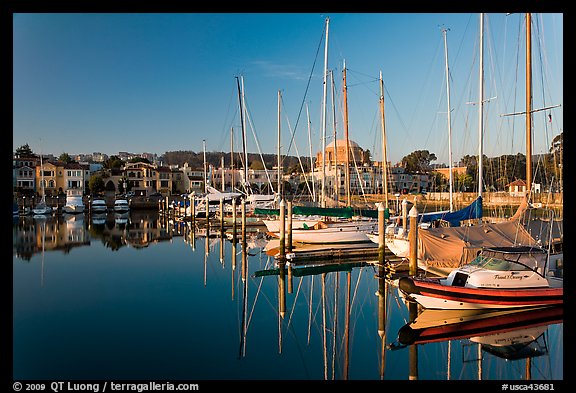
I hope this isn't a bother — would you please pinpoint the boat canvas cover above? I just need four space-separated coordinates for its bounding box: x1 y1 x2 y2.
254 205 386 219
418 196 482 227
417 220 539 269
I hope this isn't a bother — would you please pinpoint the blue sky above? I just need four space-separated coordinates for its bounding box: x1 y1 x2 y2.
13 13 563 166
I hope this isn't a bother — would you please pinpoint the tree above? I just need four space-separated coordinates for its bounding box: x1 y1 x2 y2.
58 153 74 163
401 150 437 173
362 149 372 165
250 160 265 170
104 156 124 169
89 175 105 195
549 132 563 155
15 144 34 157
129 157 151 164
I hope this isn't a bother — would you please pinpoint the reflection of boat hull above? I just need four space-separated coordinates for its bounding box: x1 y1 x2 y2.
398 276 563 310
91 213 107 225
115 212 129 225
398 305 562 346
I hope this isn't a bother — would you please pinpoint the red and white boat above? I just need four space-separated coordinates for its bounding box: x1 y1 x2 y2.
397 246 563 310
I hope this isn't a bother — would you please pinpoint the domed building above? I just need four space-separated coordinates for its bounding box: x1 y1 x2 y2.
315 138 365 169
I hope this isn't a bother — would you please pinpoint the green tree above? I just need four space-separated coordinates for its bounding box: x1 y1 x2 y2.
250 160 265 170
15 144 34 157
89 175 105 195
362 149 372 165
401 150 437 173
58 153 74 163
128 157 151 164
104 156 124 169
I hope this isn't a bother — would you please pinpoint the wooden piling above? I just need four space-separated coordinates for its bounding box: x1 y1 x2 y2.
220 198 225 232
287 201 293 253
378 203 386 266
408 206 418 276
278 261 286 318
279 199 286 260
402 198 408 230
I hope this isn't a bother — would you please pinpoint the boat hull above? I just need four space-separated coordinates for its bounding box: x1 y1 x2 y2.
398 276 563 310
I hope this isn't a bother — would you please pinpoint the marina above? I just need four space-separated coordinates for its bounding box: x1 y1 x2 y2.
12 11 563 385
12 210 563 381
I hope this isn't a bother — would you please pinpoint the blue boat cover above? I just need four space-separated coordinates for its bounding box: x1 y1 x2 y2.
418 196 483 227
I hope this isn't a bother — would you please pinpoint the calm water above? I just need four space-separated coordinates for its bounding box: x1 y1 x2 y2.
12 211 563 381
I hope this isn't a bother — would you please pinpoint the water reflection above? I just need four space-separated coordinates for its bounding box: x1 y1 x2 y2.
393 301 563 380
12 213 563 381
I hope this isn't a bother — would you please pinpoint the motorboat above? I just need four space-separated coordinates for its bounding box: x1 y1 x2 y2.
397 246 563 310
114 199 130 213
62 188 85 214
91 198 108 213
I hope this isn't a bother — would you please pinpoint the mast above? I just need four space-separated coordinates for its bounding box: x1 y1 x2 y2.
277 90 282 197
379 71 389 209
525 13 533 195
306 103 316 203
478 13 484 199
442 27 454 212
330 70 338 202
236 76 249 193
230 127 234 192
221 156 225 192
203 139 207 193
321 17 329 208
241 76 249 193
342 60 351 207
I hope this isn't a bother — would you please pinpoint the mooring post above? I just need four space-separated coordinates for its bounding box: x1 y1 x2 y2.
287 200 293 253
279 199 286 260
409 206 418 276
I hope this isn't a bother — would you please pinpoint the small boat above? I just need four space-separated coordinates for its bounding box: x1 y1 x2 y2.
32 201 53 216
397 246 563 310
113 199 130 213
267 220 377 244
91 198 108 213
62 188 85 214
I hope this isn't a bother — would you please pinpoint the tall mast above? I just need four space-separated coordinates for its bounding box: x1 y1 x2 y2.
525 13 533 194
277 90 282 197
230 127 234 192
221 156 225 192
379 71 389 209
241 76 249 193
306 102 316 203
342 60 351 207
442 27 454 212
330 70 338 202
236 76 249 193
203 139 207 193
478 13 484 199
321 17 329 208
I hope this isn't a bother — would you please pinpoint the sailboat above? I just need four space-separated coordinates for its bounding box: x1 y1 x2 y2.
380 14 562 277
33 153 53 216
261 18 378 244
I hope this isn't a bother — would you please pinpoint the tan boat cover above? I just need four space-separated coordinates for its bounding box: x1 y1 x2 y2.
417 220 539 269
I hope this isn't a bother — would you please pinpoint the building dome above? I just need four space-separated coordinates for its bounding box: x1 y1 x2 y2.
315 138 364 168
324 139 361 150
